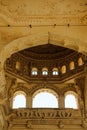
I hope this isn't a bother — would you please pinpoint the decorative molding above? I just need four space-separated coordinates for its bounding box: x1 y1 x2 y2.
0 0 87 26
10 108 81 120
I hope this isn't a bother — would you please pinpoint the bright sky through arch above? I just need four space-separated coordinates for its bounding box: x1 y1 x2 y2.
65 94 78 109
32 92 58 108
13 94 26 108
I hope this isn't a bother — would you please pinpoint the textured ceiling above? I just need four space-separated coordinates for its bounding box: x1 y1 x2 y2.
0 0 87 15
19 44 75 60
0 0 87 26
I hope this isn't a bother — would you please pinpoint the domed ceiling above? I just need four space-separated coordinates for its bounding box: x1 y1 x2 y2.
19 44 75 60
5 43 84 83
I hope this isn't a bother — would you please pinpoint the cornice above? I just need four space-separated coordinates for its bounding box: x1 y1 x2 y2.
0 14 87 26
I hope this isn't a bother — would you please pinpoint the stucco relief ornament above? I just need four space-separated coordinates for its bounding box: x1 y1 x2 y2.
58 121 64 129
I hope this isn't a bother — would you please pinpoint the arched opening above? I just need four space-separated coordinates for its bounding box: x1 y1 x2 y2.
52 68 59 75
42 67 48 75
69 61 75 70
32 89 58 108
1 33 84 110
12 91 26 109
16 61 21 70
31 67 38 75
61 65 66 74
78 57 83 66
65 91 78 109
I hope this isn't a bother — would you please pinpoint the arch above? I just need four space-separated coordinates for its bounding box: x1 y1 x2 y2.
78 57 83 66
52 67 59 75
16 61 21 70
31 67 38 75
32 88 58 108
61 65 66 74
12 91 26 109
42 67 48 75
0 32 83 67
0 32 85 96
64 91 78 109
69 61 75 70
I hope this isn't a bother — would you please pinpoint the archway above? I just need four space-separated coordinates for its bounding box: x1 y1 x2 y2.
64 91 78 109
0 32 84 66
0 32 85 100
12 91 26 109
32 88 58 108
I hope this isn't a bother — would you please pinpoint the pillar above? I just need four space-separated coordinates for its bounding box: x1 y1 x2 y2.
59 94 64 108
26 95 32 108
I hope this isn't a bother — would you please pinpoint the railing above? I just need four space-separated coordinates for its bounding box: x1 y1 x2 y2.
10 108 82 119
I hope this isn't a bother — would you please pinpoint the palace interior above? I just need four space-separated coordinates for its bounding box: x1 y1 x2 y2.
0 0 87 130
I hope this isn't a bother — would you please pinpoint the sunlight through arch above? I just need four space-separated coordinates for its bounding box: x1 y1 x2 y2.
32 89 58 108
13 91 26 109
65 91 78 109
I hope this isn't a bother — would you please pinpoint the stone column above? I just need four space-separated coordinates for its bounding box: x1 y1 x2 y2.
26 95 32 108
59 94 64 108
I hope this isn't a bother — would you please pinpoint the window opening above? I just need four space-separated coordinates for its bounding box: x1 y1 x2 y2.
16 61 21 70
42 67 48 75
52 68 58 75
13 91 26 109
31 67 38 75
69 61 75 70
65 92 78 109
61 65 66 74
32 90 58 108
78 57 83 66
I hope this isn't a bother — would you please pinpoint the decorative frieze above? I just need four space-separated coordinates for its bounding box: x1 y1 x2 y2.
10 108 81 119
6 108 83 129
0 0 87 26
